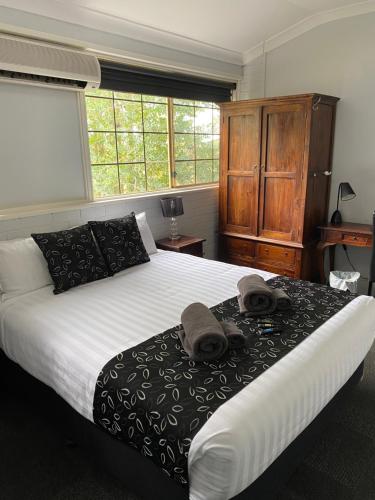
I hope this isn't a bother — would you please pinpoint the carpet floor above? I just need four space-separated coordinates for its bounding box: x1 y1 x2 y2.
1 345 375 500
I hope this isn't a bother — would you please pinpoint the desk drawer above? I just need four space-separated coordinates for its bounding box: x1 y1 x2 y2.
342 233 370 246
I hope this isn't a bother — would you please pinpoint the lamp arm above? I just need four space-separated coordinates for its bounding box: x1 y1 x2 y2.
336 183 342 212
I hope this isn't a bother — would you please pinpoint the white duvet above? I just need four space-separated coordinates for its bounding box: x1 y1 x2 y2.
1 251 374 500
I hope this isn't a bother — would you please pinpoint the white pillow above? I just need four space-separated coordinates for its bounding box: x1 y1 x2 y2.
135 212 157 255
0 237 53 302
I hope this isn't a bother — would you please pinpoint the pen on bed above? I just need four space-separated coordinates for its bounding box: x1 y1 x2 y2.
261 328 283 334
257 320 281 327
257 322 282 328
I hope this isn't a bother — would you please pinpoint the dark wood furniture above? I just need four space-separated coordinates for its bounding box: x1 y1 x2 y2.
219 93 339 281
317 222 373 284
156 235 205 257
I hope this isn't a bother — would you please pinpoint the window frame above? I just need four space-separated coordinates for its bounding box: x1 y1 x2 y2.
81 91 220 201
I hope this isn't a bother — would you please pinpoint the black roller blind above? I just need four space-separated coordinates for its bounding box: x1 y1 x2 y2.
100 61 236 102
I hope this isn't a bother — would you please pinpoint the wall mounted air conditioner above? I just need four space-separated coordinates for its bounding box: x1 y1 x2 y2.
0 34 101 90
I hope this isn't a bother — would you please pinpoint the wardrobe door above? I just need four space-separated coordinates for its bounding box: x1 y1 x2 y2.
220 106 261 236
258 102 307 242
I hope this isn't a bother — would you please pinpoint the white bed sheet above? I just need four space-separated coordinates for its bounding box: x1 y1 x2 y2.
1 250 374 500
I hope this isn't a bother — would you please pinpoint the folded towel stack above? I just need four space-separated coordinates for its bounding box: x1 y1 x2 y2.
179 303 246 361
272 287 292 311
179 302 228 362
237 274 292 315
237 274 277 316
220 320 246 349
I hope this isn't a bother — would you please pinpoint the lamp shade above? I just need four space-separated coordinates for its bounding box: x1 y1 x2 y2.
160 197 184 218
340 182 356 201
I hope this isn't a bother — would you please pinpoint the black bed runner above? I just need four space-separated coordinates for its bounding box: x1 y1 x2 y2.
93 277 355 486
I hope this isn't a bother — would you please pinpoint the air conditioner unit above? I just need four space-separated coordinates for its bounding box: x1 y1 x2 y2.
0 34 101 90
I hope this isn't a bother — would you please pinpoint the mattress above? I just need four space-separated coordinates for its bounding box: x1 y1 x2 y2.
1 250 374 500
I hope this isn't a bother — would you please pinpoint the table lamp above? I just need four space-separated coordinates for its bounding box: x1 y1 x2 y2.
331 182 356 225
160 197 184 240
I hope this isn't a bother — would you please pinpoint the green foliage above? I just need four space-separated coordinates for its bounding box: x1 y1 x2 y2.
143 103 168 132
173 98 194 106
213 135 220 159
175 134 194 161
175 161 195 186
142 95 168 104
115 101 143 131
145 134 168 161
86 89 112 98
196 135 213 159
86 97 114 131
173 105 194 133
114 91 141 101
119 164 146 193
92 165 120 198
88 132 116 164
146 162 169 191
213 160 219 182
117 133 144 163
85 89 220 198
196 160 213 184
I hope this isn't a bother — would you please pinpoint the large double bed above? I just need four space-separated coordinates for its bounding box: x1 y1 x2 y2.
1 250 375 500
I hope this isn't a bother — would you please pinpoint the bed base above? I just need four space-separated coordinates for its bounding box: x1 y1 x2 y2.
1 351 364 500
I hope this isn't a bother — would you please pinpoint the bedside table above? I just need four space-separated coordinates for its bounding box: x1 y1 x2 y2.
156 235 206 257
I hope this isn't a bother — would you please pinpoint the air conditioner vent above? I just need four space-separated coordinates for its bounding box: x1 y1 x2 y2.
0 35 100 90
0 69 86 88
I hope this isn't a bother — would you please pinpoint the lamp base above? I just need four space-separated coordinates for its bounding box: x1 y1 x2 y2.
169 217 181 240
330 210 342 225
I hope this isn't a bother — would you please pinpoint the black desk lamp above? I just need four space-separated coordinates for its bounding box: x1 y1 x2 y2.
160 196 184 240
331 182 356 225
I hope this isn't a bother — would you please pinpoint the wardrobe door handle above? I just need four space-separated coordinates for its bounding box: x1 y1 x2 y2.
322 170 332 176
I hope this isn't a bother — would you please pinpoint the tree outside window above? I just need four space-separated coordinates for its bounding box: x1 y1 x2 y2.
85 89 220 199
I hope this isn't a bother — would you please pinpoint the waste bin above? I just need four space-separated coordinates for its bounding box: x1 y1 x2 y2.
329 271 360 293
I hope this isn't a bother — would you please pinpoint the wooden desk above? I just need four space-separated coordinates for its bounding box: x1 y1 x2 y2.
317 222 372 283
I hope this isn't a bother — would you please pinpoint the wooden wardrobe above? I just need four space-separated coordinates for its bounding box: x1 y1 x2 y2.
219 93 339 281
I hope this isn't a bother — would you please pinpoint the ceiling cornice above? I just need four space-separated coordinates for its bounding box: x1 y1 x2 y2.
1 0 375 69
243 0 375 64
0 0 243 66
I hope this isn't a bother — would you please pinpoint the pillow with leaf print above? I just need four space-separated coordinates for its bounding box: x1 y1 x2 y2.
88 212 150 275
31 224 110 294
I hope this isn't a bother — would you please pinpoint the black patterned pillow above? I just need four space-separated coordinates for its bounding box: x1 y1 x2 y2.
88 212 150 274
31 225 110 294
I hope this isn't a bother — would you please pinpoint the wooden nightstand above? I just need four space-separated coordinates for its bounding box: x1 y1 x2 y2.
156 235 206 257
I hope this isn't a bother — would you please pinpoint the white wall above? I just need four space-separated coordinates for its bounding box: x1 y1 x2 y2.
241 12 375 290
0 3 238 256
0 188 219 259
0 78 219 256
0 83 86 209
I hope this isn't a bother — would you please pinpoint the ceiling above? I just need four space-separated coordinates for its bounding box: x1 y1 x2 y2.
65 0 365 52
1 0 374 63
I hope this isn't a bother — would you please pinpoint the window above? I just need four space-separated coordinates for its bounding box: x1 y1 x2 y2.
85 89 220 199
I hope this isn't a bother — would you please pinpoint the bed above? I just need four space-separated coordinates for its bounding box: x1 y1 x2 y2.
1 250 375 500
